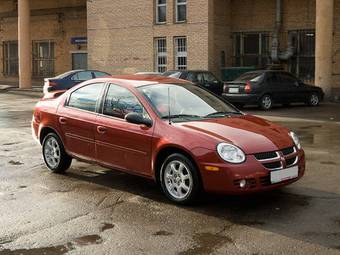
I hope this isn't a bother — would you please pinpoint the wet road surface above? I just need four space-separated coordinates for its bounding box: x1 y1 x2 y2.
0 94 339 254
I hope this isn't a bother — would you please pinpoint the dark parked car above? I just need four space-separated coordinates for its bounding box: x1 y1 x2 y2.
222 70 324 110
43 70 111 94
162 70 224 95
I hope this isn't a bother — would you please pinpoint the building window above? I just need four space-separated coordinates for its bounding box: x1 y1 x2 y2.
32 40 55 77
174 37 187 70
156 0 166 24
233 32 270 68
154 38 167 73
3 41 18 76
288 30 315 83
175 0 187 22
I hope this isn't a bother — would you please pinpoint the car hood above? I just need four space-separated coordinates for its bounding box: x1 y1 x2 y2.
176 115 294 154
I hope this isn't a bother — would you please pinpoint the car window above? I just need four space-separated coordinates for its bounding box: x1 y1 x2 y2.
278 73 297 86
236 72 264 82
71 71 93 81
103 84 149 120
93 71 109 78
203 72 219 83
67 83 104 112
266 73 280 84
196 73 205 84
162 71 182 78
187 72 198 82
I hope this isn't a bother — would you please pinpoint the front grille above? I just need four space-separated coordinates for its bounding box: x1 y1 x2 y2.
281 147 295 155
286 156 297 167
254 151 277 160
263 161 282 170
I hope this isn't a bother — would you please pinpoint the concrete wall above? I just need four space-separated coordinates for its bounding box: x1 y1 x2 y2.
87 0 210 75
0 0 87 84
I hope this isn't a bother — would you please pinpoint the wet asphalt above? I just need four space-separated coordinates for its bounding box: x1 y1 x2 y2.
0 93 339 255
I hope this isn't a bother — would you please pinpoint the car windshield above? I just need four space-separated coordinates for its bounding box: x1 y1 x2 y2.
236 72 264 82
138 83 240 122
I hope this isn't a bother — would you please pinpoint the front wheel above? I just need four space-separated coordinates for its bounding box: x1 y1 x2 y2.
259 94 273 110
307 93 320 106
160 153 201 205
42 133 72 173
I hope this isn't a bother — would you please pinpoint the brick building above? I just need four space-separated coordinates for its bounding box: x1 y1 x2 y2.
1 0 339 98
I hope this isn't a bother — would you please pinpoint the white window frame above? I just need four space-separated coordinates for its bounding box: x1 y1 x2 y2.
175 0 187 23
174 37 187 70
154 38 167 73
155 0 167 24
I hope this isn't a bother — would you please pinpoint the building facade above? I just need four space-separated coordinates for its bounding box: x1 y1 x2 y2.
0 0 87 86
1 0 339 98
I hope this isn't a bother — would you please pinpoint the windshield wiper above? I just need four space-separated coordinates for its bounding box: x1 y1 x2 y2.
161 114 201 120
204 111 242 118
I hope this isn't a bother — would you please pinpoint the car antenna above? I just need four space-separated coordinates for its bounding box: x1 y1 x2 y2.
168 86 172 125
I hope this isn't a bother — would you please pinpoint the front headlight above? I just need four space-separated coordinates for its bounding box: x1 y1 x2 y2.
217 143 246 164
289 131 301 149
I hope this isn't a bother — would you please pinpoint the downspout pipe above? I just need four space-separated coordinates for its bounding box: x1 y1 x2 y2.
271 0 295 63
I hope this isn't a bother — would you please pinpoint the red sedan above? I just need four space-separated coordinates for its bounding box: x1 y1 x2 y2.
32 75 305 204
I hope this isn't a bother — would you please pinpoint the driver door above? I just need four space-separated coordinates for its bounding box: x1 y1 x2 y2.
95 84 154 176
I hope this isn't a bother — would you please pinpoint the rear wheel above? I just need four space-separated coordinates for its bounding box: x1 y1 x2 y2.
259 94 273 110
42 133 72 173
307 93 320 106
160 153 200 205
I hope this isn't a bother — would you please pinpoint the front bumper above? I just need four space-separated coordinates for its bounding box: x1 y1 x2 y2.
222 93 260 104
198 149 305 195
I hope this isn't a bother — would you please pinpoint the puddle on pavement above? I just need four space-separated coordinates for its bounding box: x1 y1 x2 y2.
0 245 69 255
100 223 115 232
179 232 233 255
152 230 174 236
0 234 103 255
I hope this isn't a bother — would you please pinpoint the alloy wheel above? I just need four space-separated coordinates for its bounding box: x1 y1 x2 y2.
43 136 61 169
164 160 193 200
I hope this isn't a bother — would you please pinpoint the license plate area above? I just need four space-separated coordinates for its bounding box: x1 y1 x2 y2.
229 87 239 93
270 166 298 184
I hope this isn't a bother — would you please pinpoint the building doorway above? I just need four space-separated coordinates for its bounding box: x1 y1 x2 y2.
72 52 88 70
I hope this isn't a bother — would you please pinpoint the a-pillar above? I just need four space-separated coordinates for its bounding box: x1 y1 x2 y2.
315 0 334 98
18 0 31 89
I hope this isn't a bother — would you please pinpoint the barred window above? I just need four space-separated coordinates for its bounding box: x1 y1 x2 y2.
174 37 187 70
32 40 55 77
288 30 315 83
154 38 167 73
175 0 187 22
156 0 166 24
233 32 270 68
3 41 18 76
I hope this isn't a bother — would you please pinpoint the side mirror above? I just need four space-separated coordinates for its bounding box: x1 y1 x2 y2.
125 112 152 127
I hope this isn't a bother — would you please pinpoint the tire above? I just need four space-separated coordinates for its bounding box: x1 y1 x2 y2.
160 153 201 205
307 93 320 106
259 94 273 110
42 133 72 173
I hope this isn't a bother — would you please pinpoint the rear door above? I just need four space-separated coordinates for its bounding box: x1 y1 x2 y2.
277 73 300 103
57 83 105 160
95 84 154 176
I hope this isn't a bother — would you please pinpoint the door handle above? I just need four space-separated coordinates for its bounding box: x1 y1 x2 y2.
59 117 67 125
97 126 107 134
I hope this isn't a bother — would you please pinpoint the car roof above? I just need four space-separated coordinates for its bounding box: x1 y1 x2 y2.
88 74 189 88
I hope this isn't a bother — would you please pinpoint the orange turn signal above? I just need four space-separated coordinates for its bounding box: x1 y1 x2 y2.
205 166 220 172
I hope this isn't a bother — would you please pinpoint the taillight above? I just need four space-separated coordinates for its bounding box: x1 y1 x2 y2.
223 83 229 92
49 81 57 86
245 82 252 93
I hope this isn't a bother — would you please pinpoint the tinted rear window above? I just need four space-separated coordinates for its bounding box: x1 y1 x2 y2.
236 72 264 82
